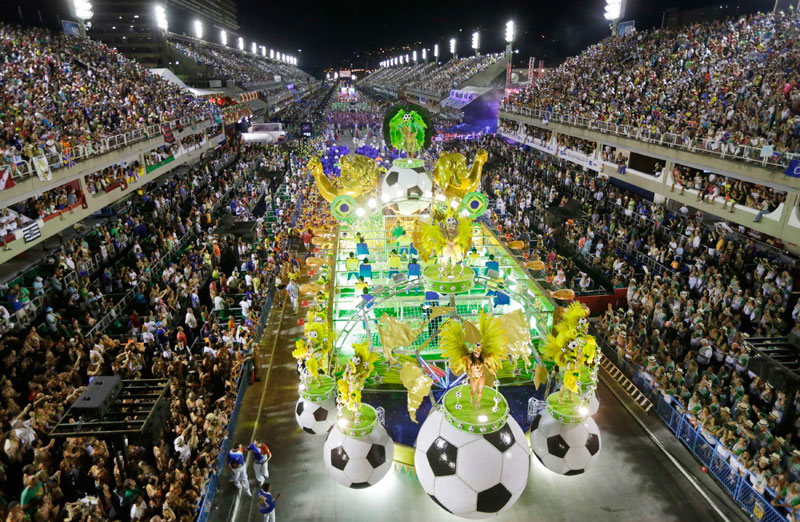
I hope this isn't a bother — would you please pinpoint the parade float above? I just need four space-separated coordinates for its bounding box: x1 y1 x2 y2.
293 103 602 518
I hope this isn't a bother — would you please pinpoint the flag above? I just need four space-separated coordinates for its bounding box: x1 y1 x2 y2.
22 222 41 243
62 150 76 168
786 159 800 178
161 123 175 144
33 155 52 181
0 165 16 190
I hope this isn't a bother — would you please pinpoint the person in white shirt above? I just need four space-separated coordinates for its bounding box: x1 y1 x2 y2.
214 295 225 311
239 299 251 318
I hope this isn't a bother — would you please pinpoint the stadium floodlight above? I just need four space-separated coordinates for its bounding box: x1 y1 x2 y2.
434 44 439 58
422 48 427 60
251 41 257 54
505 20 515 43
405 53 409 63
413 50 417 62
193 20 203 39
154 5 168 31
73 0 93 20
220 30 227 45
238 36 244 51
471 31 479 51
604 0 622 20
270 49 274 59
260 45 266 57
449 38 456 55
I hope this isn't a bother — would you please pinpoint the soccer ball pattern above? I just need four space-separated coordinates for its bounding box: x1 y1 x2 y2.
414 409 530 519
381 164 433 215
295 397 336 435
530 410 601 476
323 422 394 488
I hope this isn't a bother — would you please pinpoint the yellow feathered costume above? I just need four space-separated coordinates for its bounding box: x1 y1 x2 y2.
337 342 379 414
412 207 473 270
541 302 598 395
291 313 333 383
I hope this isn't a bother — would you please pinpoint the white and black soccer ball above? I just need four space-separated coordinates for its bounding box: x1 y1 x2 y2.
414 409 530 519
323 422 394 488
295 397 336 435
530 410 601 475
381 163 433 215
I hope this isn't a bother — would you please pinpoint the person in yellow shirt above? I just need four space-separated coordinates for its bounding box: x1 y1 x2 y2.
354 277 368 295
345 252 359 281
387 249 402 278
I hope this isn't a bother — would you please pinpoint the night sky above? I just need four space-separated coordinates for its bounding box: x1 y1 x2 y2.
237 0 778 75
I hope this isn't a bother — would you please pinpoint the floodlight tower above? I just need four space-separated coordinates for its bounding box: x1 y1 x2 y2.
472 31 480 56
72 0 93 36
504 20 515 92
604 0 625 36
449 38 457 59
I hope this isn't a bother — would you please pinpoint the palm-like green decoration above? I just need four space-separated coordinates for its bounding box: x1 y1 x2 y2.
388 109 428 155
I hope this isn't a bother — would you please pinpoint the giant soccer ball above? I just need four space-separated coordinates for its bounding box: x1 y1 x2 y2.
381 164 433 215
323 422 394 488
295 397 336 435
530 410 601 475
414 409 530 519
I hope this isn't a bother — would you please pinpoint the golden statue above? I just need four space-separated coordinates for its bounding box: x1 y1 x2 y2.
307 153 383 202
433 150 488 198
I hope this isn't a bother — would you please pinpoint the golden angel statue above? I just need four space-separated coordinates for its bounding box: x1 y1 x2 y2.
432 150 488 198
440 311 506 408
412 207 473 275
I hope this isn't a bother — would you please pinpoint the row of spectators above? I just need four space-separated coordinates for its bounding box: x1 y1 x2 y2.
443 133 800 514
503 10 800 159
500 118 790 216
0 23 209 175
0 139 316 521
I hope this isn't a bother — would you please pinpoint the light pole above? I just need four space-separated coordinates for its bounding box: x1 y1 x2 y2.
71 0 93 37
604 0 625 35
449 38 457 60
504 20 514 92
471 31 480 56
434 44 439 63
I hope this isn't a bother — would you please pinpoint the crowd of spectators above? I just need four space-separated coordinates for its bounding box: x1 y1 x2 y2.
169 40 310 87
10 184 83 221
0 136 316 520
503 11 800 159
411 53 503 95
0 23 209 175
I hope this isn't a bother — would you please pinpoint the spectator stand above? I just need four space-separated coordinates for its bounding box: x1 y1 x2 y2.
597 332 792 522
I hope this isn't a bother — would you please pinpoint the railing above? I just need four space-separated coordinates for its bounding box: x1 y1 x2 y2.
3 113 209 183
499 103 799 171
600 337 790 522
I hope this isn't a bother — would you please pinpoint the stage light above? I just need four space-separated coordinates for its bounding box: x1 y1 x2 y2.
220 29 227 45
355 207 366 218
477 415 488 422
434 44 439 58
193 19 203 39
238 36 244 51
578 406 589 416
72 0 93 20
471 31 479 51
154 5 167 31
505 20 515 43
604 0 622 20
449 38 456 55
367 198 377 209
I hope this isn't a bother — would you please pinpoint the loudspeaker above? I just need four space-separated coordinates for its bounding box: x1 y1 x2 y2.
130 395 170 445
72 376 122 419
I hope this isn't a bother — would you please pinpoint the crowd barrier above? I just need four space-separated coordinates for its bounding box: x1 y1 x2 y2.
599 336 790 522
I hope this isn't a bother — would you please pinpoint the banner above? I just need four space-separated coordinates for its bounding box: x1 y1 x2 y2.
528 57 535 84
785 159 800 178
161 123 175 144
0 165 16 191
22 222 41 243
62 150 76 169
33 155 52 181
